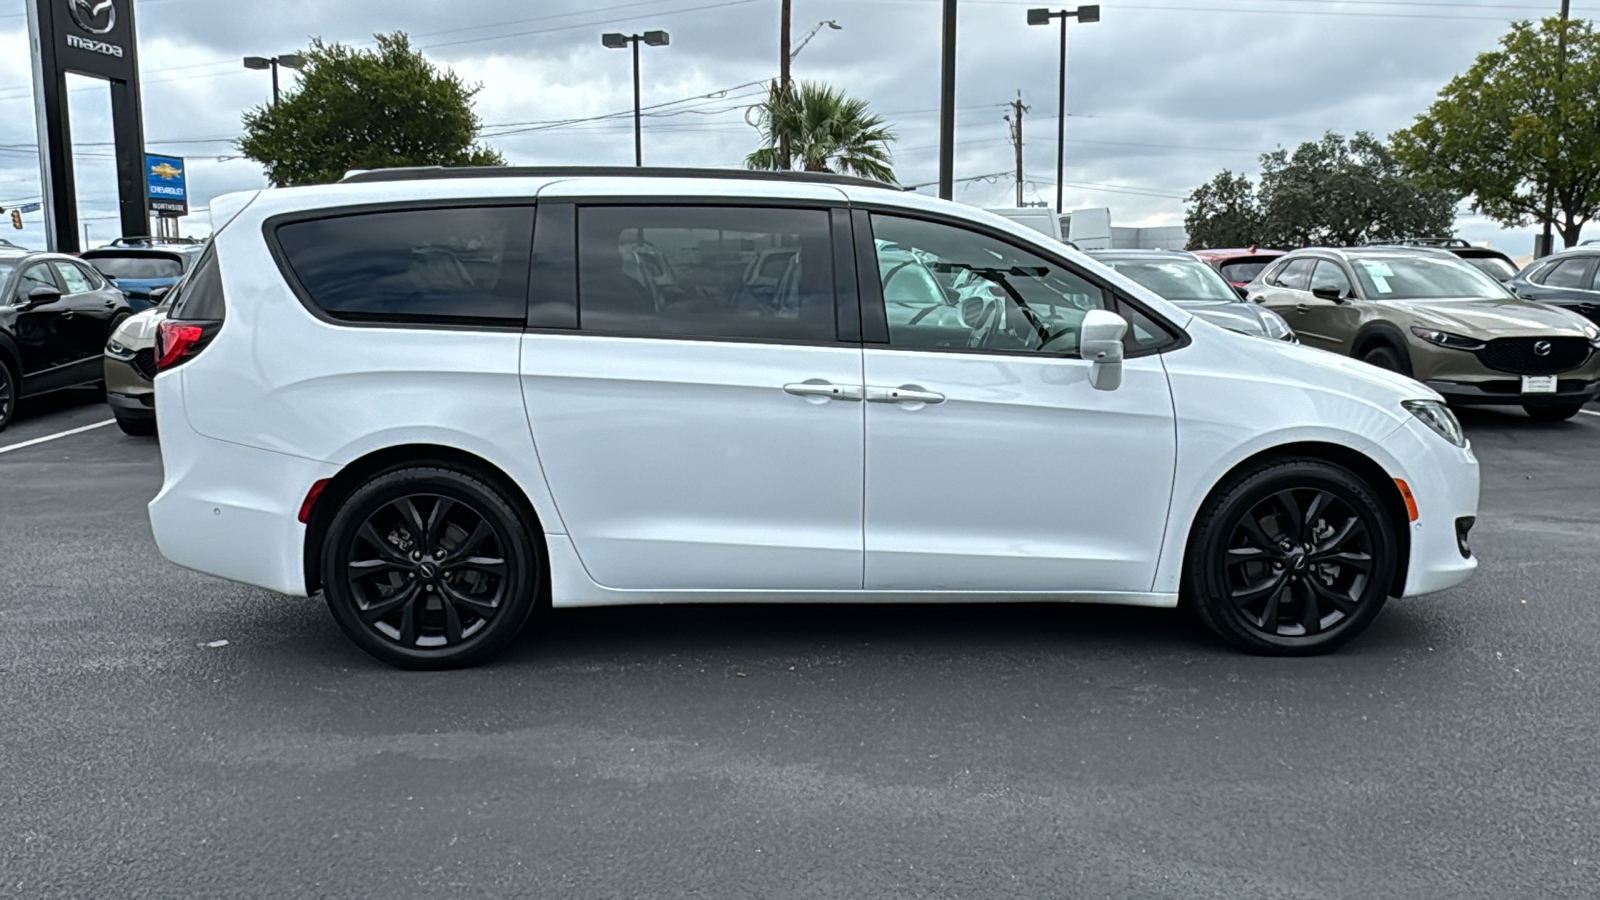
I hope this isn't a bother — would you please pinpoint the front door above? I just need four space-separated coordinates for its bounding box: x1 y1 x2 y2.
1298 259 1363 354
52 260 117 367
859 213 1177 594
520 202 865 591
12 262 70 378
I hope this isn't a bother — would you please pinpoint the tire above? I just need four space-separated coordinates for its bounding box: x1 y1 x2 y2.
114 412 156 436
1361 344 1409 376
1183 458 1398 656
0 360 14 433
1522 402 1584 422
320 466 541 669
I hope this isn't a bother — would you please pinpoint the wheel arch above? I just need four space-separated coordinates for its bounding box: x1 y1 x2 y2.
0 333 21 383
1183 440 1411 599
301 443 552 597
1350 322 1413 373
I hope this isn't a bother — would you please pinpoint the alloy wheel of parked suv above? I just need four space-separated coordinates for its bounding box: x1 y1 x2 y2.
320 467 541 669
1186 459 1397 655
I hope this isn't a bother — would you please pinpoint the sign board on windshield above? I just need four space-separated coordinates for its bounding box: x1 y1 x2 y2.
146 153 188 216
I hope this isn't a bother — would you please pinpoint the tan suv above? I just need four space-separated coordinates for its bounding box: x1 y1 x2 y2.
1248 247 1600 421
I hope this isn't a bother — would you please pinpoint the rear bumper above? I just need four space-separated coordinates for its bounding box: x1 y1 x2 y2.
147 374 332 596
1425 378 1600 407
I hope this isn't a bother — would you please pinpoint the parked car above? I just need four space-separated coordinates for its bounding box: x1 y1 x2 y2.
1248 247 1600 421
0 247 132 431
1190 247 1286 293
1506 245 1600 327
103 300 168 435
1087 249 1296 341
1366 238 1518 284
80 237 205 311
147 166 1479 668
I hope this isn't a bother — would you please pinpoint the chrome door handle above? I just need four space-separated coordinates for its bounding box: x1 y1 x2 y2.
783 381 863 401
866 385 945 404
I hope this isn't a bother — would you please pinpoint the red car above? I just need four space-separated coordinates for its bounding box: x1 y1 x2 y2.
1191 247 1286 293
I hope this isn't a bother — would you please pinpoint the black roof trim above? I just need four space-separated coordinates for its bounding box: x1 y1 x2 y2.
338 165 903 191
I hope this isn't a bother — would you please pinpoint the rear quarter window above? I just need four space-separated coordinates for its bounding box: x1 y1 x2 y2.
274 206 535 325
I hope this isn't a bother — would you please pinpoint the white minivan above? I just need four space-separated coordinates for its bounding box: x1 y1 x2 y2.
148 167 1479 668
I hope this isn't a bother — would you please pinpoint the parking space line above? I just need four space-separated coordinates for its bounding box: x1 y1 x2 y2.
0 419 116 455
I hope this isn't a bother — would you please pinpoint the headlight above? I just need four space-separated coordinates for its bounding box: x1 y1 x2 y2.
1410 326 1484 351
1580 321 1600 349
1403 399 1467 448
106 338 131 356
1259 308 1297 342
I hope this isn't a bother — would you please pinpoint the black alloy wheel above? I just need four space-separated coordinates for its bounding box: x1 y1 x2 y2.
321 467 539 669
1186 459 1397 655
0 362 13 432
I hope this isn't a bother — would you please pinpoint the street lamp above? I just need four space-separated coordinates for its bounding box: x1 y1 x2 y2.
602 30 671 167
243 53 306 107
790 19 841 61
1028 5 1099 213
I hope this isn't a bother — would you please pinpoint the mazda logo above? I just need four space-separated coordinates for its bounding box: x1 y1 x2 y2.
67 0 115 35
1534 340 1553 357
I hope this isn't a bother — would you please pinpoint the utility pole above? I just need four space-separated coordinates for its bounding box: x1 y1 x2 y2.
779 0 792 169
1006 91 1029 207
938 0 958 199
1539 0 1571 256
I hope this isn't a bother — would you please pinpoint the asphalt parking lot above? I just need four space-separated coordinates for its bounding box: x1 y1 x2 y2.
3 391 1599 899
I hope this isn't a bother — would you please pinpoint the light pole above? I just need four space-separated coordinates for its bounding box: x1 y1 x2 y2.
603 30 671 167
1028 5 1099 214
243 54 306 107
938 0 957 199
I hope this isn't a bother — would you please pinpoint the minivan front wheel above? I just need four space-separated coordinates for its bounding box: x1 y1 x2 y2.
1185 459 1397 655
321 467 540 669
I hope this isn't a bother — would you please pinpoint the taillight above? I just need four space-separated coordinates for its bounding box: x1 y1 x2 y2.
155 321 206 371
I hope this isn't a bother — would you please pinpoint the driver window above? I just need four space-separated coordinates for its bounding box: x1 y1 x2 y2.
1310 261 1353 298
870 214 1107 355
18 264 57 299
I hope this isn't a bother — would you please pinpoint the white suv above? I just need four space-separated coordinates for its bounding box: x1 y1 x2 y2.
148 167 1479 668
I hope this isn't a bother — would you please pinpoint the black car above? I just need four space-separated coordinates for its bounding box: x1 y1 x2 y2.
1367 238 1519 283
80 237 205 312
1507 246 1600 327
0 248 133 431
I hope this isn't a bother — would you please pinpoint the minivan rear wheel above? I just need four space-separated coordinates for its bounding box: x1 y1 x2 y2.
1184 459 1397 655
321 466 540 669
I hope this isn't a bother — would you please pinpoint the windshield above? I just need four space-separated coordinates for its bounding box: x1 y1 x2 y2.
85 253 186 281
1104 258 1239 304
1349 255 1511 300
1218 258 1275 284
1463 256 1517 282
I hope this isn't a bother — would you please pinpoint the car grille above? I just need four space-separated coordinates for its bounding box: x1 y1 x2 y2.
132 348 158 381
1475 337 1592 375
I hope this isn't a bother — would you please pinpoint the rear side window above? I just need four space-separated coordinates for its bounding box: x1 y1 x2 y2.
85 253 185 281
276 206 534 325
170 246 226 321
576 205 836 342
53 262 94 294
1273 258 1315 290
1540 257 1592 289
1219 258 1273 283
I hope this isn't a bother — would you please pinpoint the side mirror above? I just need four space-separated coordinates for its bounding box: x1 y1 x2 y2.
1080 309 1127 391
21 286 61 310
1310 285 1346 303
1232 284 1249 300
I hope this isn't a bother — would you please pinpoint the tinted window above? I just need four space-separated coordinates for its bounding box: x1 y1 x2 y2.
1273 258 1315 290
277 206 534 324
1541 257 1591 289
85 253 185 281
1102 258 1237 303
577 205 835 342
170 246 226 321
872 213 1107 356
18 263 57 296
1218 258 1275 283
1310 260 1353 298
1464 256 1516 282
53 262 93 294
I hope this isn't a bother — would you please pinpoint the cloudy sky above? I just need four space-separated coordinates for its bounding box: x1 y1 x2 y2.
0 0 1588 254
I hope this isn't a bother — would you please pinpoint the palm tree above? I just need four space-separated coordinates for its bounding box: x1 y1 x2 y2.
746 81 897 184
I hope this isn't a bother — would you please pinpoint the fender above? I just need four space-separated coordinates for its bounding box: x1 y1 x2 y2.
1351 321 1414 372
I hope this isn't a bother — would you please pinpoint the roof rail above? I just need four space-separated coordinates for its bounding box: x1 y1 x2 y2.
1363 236 1471 249
338 165 903 191
107 235 206 247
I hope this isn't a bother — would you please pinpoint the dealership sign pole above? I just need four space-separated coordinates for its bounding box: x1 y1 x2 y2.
25 0 149 252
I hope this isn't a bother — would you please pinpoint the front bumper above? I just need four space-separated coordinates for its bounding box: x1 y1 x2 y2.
1374 417 1480 597
1424 377 1600 407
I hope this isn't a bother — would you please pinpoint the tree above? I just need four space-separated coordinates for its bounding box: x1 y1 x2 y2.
1183 133 1457 249
1184 170 1261 248
239 33 503 187
1393 17 1600 248
746 81 897 183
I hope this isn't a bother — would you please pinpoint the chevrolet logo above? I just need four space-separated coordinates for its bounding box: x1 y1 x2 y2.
150 162 183 180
